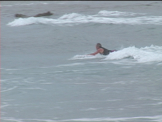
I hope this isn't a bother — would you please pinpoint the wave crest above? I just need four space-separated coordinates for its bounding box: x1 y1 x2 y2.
7 10 162 26
105 45 162 63
97 10 145 17
71 45 162 63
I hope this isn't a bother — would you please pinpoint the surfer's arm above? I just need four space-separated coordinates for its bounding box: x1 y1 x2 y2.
88 48 103 55
89 51 99 55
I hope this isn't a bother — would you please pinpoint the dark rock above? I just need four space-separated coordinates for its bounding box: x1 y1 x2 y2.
15 11 53 18
34 11 53 17
15 14 28 18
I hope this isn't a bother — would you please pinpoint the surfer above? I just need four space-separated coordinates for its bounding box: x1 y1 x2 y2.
89 43 116 55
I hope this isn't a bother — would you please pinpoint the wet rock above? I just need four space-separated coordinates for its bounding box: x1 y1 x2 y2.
15 14 28 18
15 11 53 18
34 11 53 17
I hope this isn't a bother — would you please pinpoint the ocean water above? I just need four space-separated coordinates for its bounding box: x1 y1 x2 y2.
1 1 162 122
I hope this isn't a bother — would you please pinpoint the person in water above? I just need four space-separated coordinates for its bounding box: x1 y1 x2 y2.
89 43 116 55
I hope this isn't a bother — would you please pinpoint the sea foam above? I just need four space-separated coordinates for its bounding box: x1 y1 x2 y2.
105 45 162 63
7 10 162 26
1 115 162 122
70 54 105 60
71 45 162 63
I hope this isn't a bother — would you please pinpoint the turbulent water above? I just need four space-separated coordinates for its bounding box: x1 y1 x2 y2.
1 1 162 122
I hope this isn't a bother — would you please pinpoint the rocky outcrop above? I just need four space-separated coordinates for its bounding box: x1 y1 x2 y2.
34 11 53 17
15 11 53 18
15 14 28 18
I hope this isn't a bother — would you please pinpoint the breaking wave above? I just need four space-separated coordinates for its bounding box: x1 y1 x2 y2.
7 10 162 26
105 45 162 63
71 45 162 63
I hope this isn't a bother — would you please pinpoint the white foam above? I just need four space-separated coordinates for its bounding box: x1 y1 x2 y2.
62 115 162 122
7 11 162 26
105 45 162 63
1 104 9 109
7 17 54 26
1 115 162 122
56 63 85 67
96 10 145 17
70 45 162 64
1 118 58 122
1 86 17 93
70 54 105 60
20 87 46 91
81 108 100 111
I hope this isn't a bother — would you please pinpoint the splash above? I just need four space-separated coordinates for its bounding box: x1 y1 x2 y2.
105 45 162 63
70 45 162 63
70 54 105 60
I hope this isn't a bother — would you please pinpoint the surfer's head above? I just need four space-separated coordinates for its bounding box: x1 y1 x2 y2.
96 43 102 49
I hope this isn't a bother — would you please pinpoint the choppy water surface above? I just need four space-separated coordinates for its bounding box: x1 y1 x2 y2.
1 1 162 122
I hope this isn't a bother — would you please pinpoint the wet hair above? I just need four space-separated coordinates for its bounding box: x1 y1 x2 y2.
96 43 102 48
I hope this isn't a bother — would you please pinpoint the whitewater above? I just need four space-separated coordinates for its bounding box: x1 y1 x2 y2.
71 45 162 64
7 10 162 26
1 1 162 122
